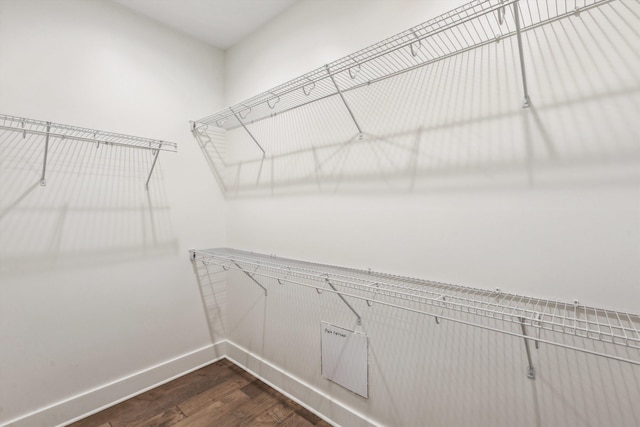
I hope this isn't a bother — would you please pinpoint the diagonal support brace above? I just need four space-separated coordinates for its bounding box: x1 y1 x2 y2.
519 317 536 379
234 261 268 296
325 64 363 140
325 277 362 325
40 122 51 186
145 148 161 191
232 109 266 156
513 1 531 108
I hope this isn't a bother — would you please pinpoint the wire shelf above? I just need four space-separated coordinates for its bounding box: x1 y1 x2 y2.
192 0 612 132
0 113 177 152
0 113 177 189
191 248 640 367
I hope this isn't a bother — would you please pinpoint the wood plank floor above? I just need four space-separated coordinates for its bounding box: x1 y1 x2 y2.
68 359 333 427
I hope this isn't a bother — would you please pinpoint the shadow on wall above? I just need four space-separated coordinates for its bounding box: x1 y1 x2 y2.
191 258 227 341
194 264 640 427
0 128 178 277
194 1 640 198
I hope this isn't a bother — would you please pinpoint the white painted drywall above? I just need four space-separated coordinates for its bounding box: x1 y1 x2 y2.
221 1 640 426
224 0 640 313
0 0 226 424
0 0 637 426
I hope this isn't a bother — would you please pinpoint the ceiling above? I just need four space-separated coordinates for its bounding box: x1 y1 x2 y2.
113 0 298 50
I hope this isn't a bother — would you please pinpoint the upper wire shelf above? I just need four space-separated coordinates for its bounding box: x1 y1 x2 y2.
191 248 640 373
0 113 177 152
0 113 177 189
192 0 611 132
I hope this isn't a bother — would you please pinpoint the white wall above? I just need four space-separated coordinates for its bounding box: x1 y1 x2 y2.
224 0 640 313
0 0 638 426
221 0 640 426
0 1 226 425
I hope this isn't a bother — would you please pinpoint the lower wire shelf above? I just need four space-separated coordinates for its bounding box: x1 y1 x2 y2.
190 248 640 372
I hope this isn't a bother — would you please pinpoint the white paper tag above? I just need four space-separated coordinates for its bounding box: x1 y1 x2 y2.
321 322 368 398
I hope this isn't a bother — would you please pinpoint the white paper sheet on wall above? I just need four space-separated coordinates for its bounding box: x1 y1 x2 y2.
320 321 368 398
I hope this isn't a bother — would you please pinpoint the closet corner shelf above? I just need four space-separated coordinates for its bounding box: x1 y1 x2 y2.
190 0 611 137
190 248 640 378
0 113 177 189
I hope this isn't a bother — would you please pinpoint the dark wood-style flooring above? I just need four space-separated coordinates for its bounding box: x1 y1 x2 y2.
68 359 333 427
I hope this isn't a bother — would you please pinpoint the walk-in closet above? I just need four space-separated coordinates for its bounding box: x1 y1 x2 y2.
1 1 639 426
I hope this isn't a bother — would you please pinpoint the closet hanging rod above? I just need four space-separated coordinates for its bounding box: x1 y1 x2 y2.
192 0 612 132
191 248 640 368
0 114 177 152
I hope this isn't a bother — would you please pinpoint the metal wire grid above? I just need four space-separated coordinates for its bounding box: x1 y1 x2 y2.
0 114 177 152
191 248 640 365
191 125 229 188
193 0 612 132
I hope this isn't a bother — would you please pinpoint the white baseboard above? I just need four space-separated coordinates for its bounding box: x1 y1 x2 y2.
224 340 378 427
2 340 376 427
1 341 226 427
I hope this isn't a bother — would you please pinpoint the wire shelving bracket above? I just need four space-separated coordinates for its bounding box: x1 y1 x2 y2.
1 113 177 189
40 122 51 186
512 1 532 108
233 259 268 296
323 275 362 325
519 317 536 379
190 248 640 379
325 64 363 140
231 108 266 156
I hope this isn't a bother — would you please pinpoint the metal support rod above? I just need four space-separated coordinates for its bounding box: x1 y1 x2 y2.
40 122 51 186
145 149 160 191
325 65 363 139
232 111 266 156
233 261 268 296
519 317 536 379
325 277 362 325
535 313 541 349
513 1 531 108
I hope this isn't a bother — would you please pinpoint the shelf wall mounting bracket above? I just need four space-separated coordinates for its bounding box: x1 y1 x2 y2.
324 276 362 325
145 147 161 191
267 92 280 109
434 296 446 325
303 77 315 96
233 261 268 296
519 317 536 379
513 0 531 108
366 283 380 307
348 63 361 79
325 64 364 140
231 109 266 157
39 122 51 186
